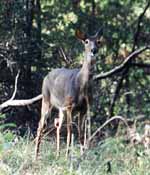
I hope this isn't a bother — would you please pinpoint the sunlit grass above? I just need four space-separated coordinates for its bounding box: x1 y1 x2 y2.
0 134 149 175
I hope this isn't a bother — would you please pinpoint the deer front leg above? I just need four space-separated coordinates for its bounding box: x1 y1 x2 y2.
55 109 64 157
35 98 51 160
85 96 91 139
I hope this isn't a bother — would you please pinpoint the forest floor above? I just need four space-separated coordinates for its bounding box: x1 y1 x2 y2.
0 128 150 175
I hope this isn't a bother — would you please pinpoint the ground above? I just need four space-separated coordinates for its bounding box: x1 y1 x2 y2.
0 130 150 175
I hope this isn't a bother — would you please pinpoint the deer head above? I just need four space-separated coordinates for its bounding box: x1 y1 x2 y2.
75 28 103 64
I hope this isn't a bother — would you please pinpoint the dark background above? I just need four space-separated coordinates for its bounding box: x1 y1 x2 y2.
0 0 150 136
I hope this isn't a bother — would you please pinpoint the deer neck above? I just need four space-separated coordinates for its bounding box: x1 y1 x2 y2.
77 53 93 88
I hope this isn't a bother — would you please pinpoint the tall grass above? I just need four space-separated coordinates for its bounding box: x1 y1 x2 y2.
0 133 149 175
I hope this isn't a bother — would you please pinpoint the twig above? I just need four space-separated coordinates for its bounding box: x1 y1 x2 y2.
59 47 71 64
87 116 129 144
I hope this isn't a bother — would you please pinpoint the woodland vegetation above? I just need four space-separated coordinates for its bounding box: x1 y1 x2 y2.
0 0 150 174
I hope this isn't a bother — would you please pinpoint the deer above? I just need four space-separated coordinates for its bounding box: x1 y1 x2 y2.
35 28 102 159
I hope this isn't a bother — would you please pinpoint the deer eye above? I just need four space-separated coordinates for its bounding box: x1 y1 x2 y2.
97 40 101 45
85 39 89 44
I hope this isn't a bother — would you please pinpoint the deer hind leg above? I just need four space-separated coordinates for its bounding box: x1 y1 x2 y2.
78 111 86 155
66 108 72 158
35 97 51 160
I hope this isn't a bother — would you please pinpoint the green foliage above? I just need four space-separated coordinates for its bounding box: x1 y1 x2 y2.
0 113 16 159
0 114 16 130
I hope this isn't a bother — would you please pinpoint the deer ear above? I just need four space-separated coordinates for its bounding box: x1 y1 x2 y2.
75 29 86 41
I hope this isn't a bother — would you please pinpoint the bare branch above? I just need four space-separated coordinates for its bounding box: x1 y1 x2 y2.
0 70 42 112
87 116 129 144
59 47 71 64
10 70 20 100
132 1 150 51
0 94 42 112
93 46 150 80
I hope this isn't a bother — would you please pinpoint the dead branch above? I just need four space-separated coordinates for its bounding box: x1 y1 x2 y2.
0 71 42 112
87 116 129 144
10 70 20 100
86 115 150 152
59 47 72 65
0 94 42 111
93 46 150 80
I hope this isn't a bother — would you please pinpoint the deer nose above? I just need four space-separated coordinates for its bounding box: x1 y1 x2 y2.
91 48 98 55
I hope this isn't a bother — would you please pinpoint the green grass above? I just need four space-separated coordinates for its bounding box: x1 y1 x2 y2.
0 134 149 175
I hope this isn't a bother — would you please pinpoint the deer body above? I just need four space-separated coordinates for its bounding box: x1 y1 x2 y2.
35 29 102 159
43 60 92 108
43 68 83 109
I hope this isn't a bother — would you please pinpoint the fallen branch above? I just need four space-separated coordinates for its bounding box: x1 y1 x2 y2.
0 71 42 112
93 46 150 80
87 116 129 144
0 94 42 111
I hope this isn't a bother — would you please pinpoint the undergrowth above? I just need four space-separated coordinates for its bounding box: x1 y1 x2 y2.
0 132 149 175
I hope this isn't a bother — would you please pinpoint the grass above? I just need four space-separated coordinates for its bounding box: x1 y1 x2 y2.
0 133 150 175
